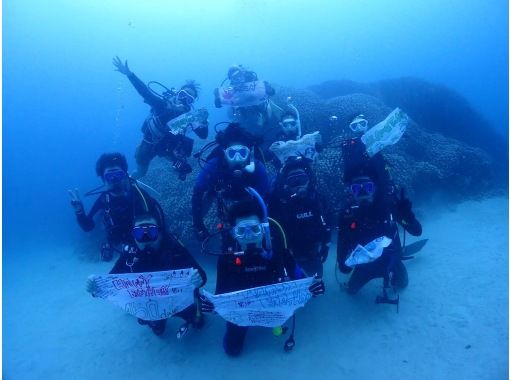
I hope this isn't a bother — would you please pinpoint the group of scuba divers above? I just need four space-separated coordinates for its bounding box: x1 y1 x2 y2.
68 59 423 357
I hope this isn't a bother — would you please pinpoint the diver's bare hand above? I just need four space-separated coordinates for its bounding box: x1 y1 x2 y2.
113 56 131 76
68 188 84 213
86 275 98 297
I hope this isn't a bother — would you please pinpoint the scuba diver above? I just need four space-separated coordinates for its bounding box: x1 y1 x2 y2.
338 113 394 198
276 109 301 141
113 56 208 180
268 157 331 277
191 123 270 242
199 192 325 357
336 161 422 305
86 201 207 337
214 64 281 136
267 101 323 169
339 109 408 180
68 152 156 261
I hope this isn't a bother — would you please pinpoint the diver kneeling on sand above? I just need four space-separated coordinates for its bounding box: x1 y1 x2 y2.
336 160 422 309
200 190 325 356
86 199 207 337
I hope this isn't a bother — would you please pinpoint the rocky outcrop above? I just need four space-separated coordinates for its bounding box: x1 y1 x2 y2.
308 77 507 162
143 79 506 245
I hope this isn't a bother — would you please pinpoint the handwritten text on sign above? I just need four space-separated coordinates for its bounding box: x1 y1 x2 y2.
202 277 315 327
92 269 196 321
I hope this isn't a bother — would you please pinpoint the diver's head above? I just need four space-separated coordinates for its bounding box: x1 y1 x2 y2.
96 152 130 196
227 64 258 85
228 199 265 252
131 214 162 254
349 176 376 205
227 65 245 85
175 80 199 107
284 168 310 199
216 123 258 174
279 111 299 139
224 143 251 172
348 114 368 135
280 157 314 199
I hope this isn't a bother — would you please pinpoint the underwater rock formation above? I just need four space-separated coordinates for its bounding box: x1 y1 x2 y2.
308 77 507 161
144 79 505 245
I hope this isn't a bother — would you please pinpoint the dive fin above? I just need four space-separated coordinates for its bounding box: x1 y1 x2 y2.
402 238 428 259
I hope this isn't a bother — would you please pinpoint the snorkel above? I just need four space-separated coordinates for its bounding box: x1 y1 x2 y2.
286 97 302 139
244 147 255 173
245 187 272 251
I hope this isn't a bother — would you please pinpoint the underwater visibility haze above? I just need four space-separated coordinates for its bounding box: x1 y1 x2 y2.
3 1 509 379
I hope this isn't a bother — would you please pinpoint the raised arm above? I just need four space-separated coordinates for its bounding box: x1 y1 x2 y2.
113 56 162 107
68 189 103 232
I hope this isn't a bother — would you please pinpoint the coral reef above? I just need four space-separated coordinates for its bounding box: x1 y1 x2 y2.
143 78 505 245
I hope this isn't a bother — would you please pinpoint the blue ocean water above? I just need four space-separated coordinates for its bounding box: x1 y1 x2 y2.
3 1 508 378
3 0 508 246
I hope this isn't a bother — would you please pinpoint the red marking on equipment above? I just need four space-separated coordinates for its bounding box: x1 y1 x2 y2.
216 223 223 230
350 222 356 229
235 257 242 266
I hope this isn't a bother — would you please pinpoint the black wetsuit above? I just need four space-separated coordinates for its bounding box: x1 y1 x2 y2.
75 184 153 247
109 234 207 331
268 190 331 277
337 196 422 294
126 72 193 177
215 222 304 356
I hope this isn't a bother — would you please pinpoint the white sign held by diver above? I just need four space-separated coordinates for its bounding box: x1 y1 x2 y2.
91 269 196 321
215 80 268 108
345 236 392 267
167 108 208 136
202 277 315 327
361 108 409 157
269 132 322 165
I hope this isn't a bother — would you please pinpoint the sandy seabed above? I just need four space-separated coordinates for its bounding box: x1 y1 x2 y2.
3 196 508 380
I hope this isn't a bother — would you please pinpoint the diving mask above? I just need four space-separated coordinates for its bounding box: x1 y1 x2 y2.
132 224 159 243
349 115 368 133
350 181 375 196
104 169 127 184
177 88 196 106
232 220 263 240
281 118 298 132
224 144 250 163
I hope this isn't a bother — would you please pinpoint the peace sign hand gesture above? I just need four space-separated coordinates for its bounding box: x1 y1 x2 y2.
68 188 84 213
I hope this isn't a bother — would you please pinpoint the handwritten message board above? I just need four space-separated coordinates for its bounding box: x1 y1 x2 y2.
361 108 408 157
92 269 196 321
217 80 268 107
168 108 208 136
269 131 321 165
345 236 392 267
202 277 315 327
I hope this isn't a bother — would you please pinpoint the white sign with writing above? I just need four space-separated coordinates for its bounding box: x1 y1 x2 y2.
345 236 392 267
92 269 196 321
269 132 321 165
202 277 315 327
361 107 409 157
